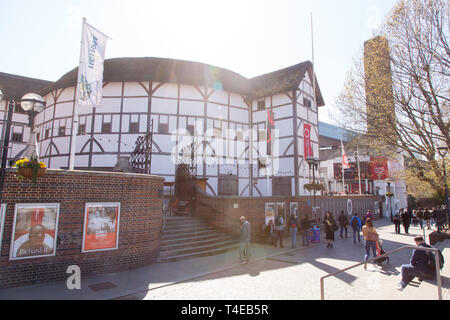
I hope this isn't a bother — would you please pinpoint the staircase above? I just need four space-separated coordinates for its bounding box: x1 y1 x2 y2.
157 216 240 263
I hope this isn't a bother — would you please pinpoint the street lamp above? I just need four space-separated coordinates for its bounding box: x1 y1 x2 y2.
385 177 394 222
306 156 320 210
20 93 46 159
437 145 449 228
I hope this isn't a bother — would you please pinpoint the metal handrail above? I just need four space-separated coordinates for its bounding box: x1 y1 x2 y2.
320 245 442 300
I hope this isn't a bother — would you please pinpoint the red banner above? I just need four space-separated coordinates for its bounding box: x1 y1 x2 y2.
370 156 389 180
303 123 313 158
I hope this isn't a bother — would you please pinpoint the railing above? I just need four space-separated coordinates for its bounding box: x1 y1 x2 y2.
320 245 443 300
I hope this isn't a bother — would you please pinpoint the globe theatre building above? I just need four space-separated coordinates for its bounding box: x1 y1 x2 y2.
1 57 324 198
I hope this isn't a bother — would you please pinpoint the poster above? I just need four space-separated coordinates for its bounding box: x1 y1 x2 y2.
82 202 120 252
10 203 60 260
0 204 6 255
290 202 298 219
276 202 286 226
264 202 275 226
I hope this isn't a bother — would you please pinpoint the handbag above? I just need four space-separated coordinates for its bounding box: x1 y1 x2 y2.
332 222 338 232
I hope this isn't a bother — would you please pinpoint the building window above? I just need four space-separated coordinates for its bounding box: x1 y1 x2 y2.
102 122 112 134
186 124 195 136
58 126 66 137
11 133 23 142
158 123 168 134
78 124 86 135
36 132 40 141
258 129 267 142
45 128 51 139
257 99 265 111
303 97 312 108
129 122 139 134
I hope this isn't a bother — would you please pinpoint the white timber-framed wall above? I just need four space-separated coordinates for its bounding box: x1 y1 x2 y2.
30 58 324 198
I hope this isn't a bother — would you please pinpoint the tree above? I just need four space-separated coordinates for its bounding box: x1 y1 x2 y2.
334 0 449 196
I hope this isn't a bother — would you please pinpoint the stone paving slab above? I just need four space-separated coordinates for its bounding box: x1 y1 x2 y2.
0 219 448 300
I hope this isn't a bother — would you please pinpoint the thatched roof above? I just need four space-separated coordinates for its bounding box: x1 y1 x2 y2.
0 72 52 100
1 57 324 106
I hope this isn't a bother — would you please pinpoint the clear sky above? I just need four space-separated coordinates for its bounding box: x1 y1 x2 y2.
0 0 398 124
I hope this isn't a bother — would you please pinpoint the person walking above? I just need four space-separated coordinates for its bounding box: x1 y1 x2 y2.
401 208 411 234
289 213 298 248
338 210 349 238
362 218 379 262
430 207 437 228
300 214 311 247
274 212 285 248
424 209 431 230
411 209 418 227
323 211 337 248
396 236 435 291
239 216 251 263
417 208 424 229
349 212 362 244
393 210 402 234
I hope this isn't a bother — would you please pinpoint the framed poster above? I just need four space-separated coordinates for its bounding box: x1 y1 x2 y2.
0 204 6 255
10 203 60 260
264 202 275 226
276 202 286 226
290 202 299 219
82 202 120 252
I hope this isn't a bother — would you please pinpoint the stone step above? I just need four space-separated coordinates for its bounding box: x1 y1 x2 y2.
156 243 241 263
161 234 237 251
162 221 209 230
161 232 234 245
159 239 240 257
161 226 217 238
158 215 238 263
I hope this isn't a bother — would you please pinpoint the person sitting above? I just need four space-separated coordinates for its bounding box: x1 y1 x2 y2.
396 236 435 291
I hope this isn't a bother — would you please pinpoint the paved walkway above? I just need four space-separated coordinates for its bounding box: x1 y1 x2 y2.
0 218 448 300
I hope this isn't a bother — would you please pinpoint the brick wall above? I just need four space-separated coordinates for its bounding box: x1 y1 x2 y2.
193 189 382 242
0 169 164 289
193 191 312 242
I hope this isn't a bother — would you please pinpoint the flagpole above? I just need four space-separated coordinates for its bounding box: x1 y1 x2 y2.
69 17 86 171
311 12 317 110
341 140 345 194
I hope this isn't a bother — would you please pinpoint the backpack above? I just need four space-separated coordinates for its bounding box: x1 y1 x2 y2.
427 247 445 271
351 217 359 229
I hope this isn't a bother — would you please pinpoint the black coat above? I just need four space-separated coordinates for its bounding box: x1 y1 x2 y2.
324 217 336 241
401 211 411 226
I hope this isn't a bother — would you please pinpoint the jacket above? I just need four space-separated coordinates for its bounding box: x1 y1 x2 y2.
300 217 311 231
240 221 251 242
410 243 434 276
362 225 378 241
289 217 298 228
338 214 349 227
349 216 361 230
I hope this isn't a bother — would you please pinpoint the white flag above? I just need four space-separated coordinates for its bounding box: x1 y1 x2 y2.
77 21 109 108
341 140 350 169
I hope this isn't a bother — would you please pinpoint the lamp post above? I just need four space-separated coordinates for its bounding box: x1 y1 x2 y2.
354 147 361 195
386 178 393 222
0 90 15 205
306 156 320 209
19 93 46 159
437 145 449 228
